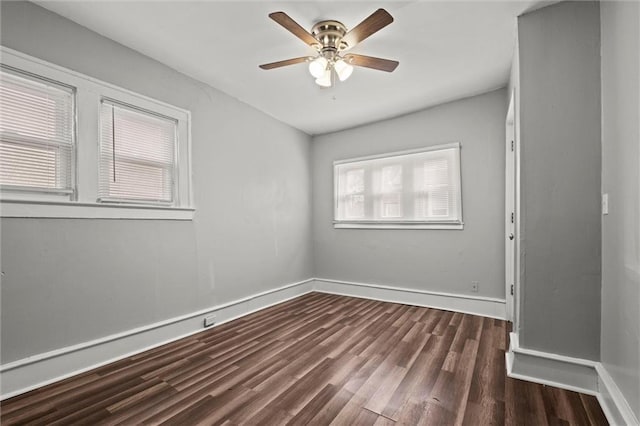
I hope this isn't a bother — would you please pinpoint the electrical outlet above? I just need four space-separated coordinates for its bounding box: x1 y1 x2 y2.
471 281 479 292
602 193 609 215
204 314 216 328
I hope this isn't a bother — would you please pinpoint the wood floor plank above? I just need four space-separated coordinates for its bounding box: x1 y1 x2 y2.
157 395 218 426
372 414 397 426
341 407 380 426
461 400 505 426
96 383 179 425
381 325 457 420
29 376 153 426
0 293 608 426
305 386 355 425
224 378 292 424
193 385 258 426
362 364 408 414
286 384 339 425
328 395 369 425
0 373 101 418
130 364 241 424
580 393 609 425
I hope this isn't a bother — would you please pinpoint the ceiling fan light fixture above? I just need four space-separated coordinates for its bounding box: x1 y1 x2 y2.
315 69 332 87
260 9 398 87
308 56 328 78
334 58 354 82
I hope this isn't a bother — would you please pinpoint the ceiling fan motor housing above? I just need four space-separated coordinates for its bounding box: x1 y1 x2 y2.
312 20 348 58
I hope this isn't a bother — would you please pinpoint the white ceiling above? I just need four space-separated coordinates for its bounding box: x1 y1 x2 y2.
36 1 546 135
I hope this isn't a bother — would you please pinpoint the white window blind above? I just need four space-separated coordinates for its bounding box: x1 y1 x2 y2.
99 100 176 204
0 66 74 194
334 144 462 227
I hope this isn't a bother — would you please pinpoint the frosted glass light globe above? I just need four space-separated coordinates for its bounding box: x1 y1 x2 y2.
308 57 328 78
334 59 354 82
315 69 332 87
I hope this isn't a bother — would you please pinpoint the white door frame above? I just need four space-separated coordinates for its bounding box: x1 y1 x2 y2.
505 90 517 323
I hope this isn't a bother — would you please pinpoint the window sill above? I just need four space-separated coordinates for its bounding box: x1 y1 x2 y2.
1 199 195 220
334 221 464 230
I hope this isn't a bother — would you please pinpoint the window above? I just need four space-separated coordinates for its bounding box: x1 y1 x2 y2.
99 101 176 204
0 47 193 219
334 143 463 229
0 66 75 196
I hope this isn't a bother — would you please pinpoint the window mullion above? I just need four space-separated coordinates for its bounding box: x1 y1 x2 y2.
74 88 100 203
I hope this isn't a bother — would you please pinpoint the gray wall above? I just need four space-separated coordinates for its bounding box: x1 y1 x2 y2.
312 89 507 298
517 1 601 359
0 1 313 363
600 1 640 418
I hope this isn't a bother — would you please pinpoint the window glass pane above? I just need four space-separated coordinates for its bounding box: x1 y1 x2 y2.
0 67 74 192
346 194 364 219
380 164 402 218
99 101 176 203
346 168 364 194
343 168 364 219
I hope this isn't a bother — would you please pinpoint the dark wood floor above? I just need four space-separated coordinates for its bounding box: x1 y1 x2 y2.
1 292 607 425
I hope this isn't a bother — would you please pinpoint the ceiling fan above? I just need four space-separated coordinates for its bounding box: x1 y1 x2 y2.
259 9 399 88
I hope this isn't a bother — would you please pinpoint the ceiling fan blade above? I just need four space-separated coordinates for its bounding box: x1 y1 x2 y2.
259 57 310 70
344 54 399 72
269 12 319 47
341 9 394 50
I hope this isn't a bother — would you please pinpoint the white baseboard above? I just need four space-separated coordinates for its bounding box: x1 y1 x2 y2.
0 278 314 400
505 332 599 395
506 332 640 426
596 363 640 426
313 278 507 320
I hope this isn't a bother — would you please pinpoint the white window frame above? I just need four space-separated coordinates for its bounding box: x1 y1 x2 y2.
0 67 77 198
0 47 194 220
333 143 464 230
98 98 178 205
